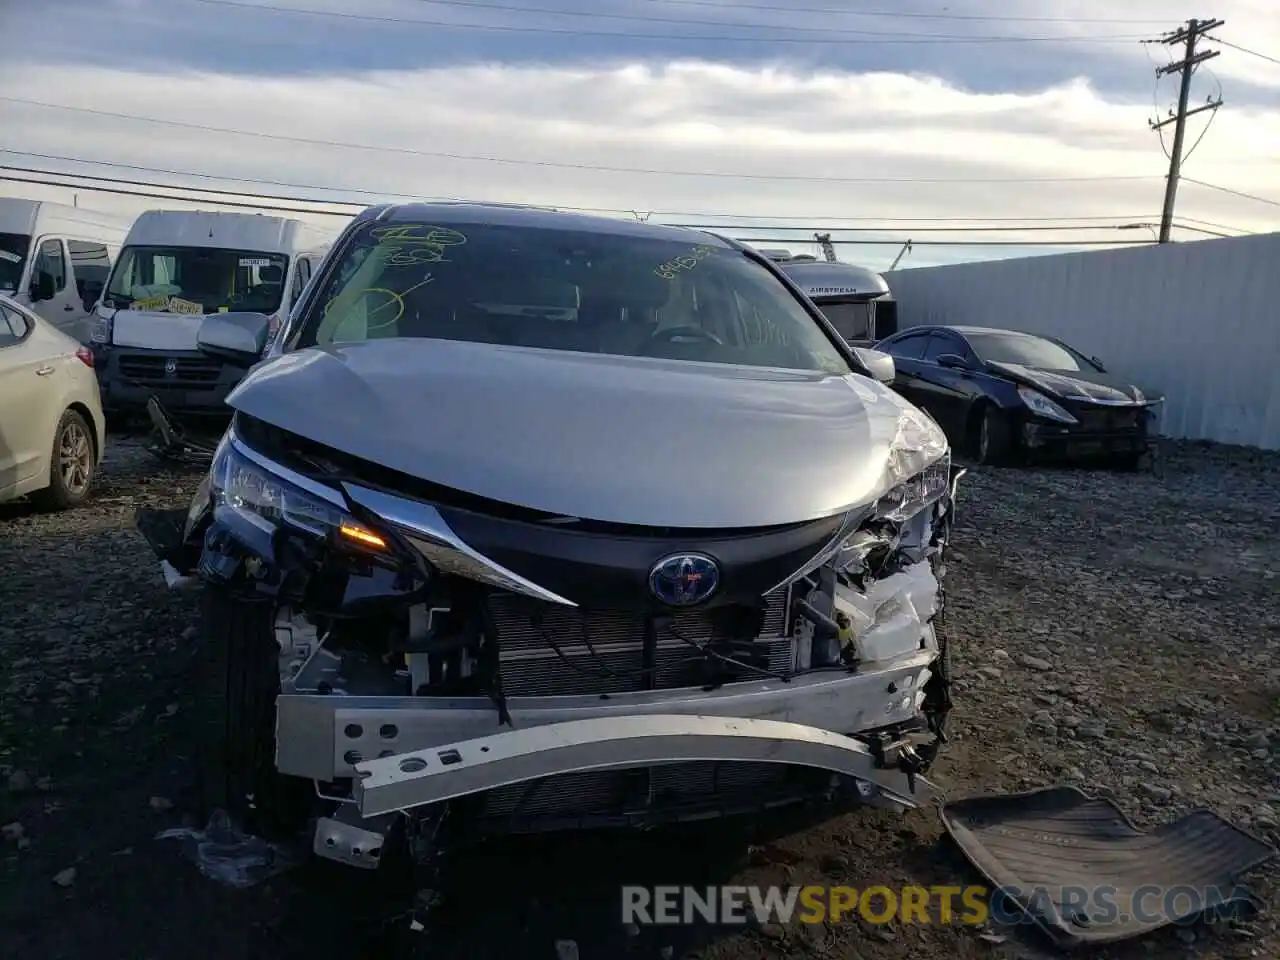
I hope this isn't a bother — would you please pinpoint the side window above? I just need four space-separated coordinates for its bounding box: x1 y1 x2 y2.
291 257 311 304
0 305 30 346
68 240 112 308
921 334 955 362
35 239 67 293
883 332 931 360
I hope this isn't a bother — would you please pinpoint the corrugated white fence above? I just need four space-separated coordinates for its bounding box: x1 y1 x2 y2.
886 232 1280 451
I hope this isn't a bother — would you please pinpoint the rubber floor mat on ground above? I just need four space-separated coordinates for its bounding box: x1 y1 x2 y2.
940 785 1277 949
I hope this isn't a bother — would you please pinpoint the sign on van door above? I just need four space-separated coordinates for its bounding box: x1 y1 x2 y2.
27 238 94 342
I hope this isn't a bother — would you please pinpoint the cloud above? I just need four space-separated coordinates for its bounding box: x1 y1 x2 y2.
1 1 1277 269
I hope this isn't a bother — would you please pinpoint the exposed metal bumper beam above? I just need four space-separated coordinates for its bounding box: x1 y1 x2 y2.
352 714 936 817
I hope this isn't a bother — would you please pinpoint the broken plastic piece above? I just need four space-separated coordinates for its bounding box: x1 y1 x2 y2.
156 809 296 888
834 559 939 662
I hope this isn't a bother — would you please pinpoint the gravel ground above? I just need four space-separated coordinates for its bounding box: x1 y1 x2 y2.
2 435 1279 960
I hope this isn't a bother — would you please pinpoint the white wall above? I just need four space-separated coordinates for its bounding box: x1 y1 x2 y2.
886 232 1280 451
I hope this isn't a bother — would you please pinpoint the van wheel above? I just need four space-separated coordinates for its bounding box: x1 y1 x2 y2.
31 409 96 510
196 588 310 840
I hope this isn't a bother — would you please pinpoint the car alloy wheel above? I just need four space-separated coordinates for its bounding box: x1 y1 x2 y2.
59 418 93 496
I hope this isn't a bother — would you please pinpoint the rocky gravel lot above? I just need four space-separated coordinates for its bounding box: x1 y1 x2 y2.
1 435 1278 960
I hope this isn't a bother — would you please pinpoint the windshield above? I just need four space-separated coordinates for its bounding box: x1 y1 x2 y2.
297 221 853 374
966 331 1099 372
104 245 289 315
815 300 873 342
0 233 29 293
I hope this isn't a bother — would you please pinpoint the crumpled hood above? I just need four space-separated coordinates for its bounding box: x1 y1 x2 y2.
226 339 948 529
987 361 1157 404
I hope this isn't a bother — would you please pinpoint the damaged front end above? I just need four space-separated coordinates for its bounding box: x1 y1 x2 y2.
137 411 966 871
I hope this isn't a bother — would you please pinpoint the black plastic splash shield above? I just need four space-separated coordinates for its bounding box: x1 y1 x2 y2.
940 784 1277 948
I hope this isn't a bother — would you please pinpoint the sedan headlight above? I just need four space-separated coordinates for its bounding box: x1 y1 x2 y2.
1017 386 1077 424
209 434 387 550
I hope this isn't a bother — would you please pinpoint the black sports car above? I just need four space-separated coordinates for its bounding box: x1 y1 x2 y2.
874 325 1164 466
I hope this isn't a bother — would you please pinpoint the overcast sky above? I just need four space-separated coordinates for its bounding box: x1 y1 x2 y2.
0 0 1276 269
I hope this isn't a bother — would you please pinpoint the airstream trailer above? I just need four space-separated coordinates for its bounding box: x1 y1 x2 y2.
765 252 898 347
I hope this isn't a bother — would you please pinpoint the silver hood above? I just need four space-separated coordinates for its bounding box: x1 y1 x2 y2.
226 339 947 529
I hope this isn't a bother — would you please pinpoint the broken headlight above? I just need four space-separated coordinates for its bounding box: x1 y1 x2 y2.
209 433 387 550
872 452 951 524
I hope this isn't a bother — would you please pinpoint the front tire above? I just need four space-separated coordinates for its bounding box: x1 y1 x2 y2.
973 405 1013 465
196 588 309 840
31 409 96 510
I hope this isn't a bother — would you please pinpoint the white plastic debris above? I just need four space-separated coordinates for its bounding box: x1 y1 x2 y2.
156 809 296 888
834 560 939 662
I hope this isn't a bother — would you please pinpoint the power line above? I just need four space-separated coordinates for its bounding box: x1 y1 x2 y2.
1212 37 1280 65
619 0 1168 25
0 164 1236 238
0 173 1163 248
0 172 354 216
0 97 1163 185
1148 18 1224 243
0 151 1173 226
194 0 1147 44
1182 177 1280 209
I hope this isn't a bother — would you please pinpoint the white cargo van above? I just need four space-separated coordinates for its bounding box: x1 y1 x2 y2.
0 198 131 342
89 210 335 419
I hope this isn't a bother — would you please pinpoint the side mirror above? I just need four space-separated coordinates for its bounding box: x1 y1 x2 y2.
1090 356 1107 372
197 312 271 368
853 346 895 384
29 272 55 303
936 353 970 370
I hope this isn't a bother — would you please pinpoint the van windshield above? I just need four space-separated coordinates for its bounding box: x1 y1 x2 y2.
0 233 29 293
104 245 289 315
297 220 853 375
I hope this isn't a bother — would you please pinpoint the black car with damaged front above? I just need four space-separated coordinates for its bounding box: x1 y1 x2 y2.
136 202 966 872
875 324 1164 467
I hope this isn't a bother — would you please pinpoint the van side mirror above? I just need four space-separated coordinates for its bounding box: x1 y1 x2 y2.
197 312 270 368
29 272 55 303
936 353 970 370
853 346 895 384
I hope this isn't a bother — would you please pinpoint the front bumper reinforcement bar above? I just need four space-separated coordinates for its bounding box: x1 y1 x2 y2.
352 714 938 818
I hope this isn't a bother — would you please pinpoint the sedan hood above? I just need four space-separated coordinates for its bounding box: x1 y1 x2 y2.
987 361 1159 405
226 339 947 529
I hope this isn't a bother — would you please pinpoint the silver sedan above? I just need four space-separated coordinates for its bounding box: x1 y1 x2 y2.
0 292 106 509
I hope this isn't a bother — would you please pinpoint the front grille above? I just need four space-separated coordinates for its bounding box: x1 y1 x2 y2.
478 761 804 825
1072 406 1143 432
489 590 793 696
117 353 223 391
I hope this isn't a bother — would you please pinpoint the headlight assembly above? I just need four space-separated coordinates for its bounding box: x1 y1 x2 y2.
872 452 951 524
209 434 388 551
1017 386 1077 424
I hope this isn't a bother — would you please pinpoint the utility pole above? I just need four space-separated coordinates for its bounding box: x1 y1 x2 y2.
1151 18 1224 243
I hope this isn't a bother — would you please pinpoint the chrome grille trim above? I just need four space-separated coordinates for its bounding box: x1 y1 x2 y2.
341 482 577 606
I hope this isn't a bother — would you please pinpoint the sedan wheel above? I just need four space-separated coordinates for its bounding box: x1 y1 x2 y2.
31 409 97 511
60 419 93 496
